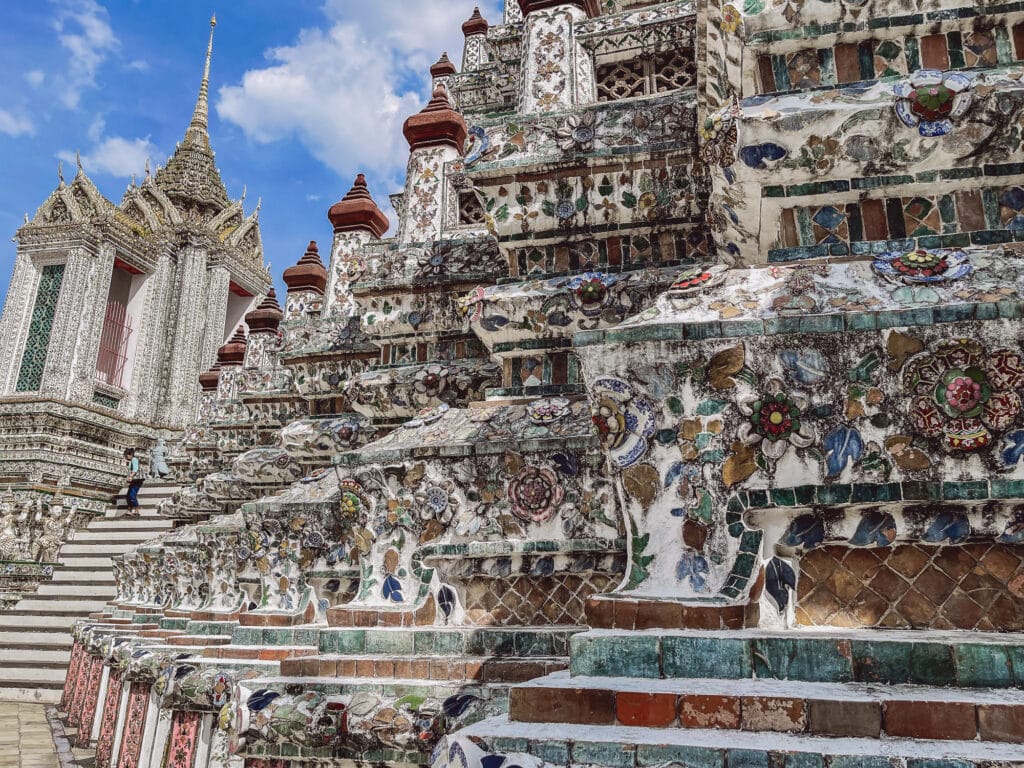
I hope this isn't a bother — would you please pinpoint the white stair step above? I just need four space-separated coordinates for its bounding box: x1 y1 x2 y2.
0 648 70 665
59 557 113 568
72 530 165 542
0 631 72 648
0 666 70 684
15 598 111 612
36 583 115 597
0 614 77 629
87 519 173 531
50 570 116 584
460 717 1024 763
0 687 61 703
60 543 139 555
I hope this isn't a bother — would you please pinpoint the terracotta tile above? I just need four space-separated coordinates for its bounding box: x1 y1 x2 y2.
920 34 950 70
586 597 614 629
883 700 976 740
616 692 677 728
463 661 483 681
808 699 881 737
978 704 1024 743
612 599 638 630
318 659 338 677
741 696 806 733
895 588 939 627
635 600 682 630
374 660 396 677
850 587 889 626
934 547 978 581
679 694 740 729
355 659 375 677
868 566 911 602
336 659 357 677
834 43 861 83
915 565 957 605
510 687 615 725
825 563 862 603
939 592 985 629
887 546 931 578
981 547 1023 581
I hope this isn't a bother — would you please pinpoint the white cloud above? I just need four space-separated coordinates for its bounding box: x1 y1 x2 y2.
61 135 156 178
87 115 105 142
25 71 45 87
306 194 322 202
52 0 119 108
216 1 502 190
0 110 34 137
127 59 149 72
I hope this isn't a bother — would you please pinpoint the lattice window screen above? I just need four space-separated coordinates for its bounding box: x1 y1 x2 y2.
15 263 65 392
596 49 697 102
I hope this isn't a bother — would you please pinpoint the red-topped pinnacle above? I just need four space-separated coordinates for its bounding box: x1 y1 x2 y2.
462 8 489 36
430 52 457 78
283 240 328 294
199 362 222 391
245 287 284 332
217 325 247 366
327 174 390 237
403 84 468 152
517 0 600 16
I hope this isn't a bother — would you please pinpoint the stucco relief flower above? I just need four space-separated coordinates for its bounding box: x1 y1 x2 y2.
414 482 455 524
737 379 815 460
904 339 1024 451
719 4 742 33
414 365 449 398
527 397 571 425
555 111 597 152
590 377 657 468
872 248 972 284
894 70 973 137
566 271 619 317
508 466 564 523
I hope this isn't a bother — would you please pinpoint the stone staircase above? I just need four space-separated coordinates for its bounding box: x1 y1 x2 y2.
0 481 178 703
450 626 1024 767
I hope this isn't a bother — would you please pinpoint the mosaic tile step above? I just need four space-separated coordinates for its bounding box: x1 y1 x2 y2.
279 653 567 683
201 644 318 661
312 626 579 657
184 620 240 635
165 634 233 647
585 596 749 630
137 629 185 639
506 672 1024 742
446 717 1024 768
569 628 1024 687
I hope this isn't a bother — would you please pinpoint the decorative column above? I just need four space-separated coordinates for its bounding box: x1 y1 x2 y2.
282 241 328 319
126 250 174 422
39 247 93 399
243 288 284 366
0 253 41 393
160 246 209 426
517 0 599 114
462 8 490 71
202 264 231 371
504 0 524 24
325 175 389 318
68 242 116 403
398 85 467 245
430 52 457 94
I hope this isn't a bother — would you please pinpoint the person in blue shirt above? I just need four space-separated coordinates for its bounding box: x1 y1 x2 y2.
124 448 143 517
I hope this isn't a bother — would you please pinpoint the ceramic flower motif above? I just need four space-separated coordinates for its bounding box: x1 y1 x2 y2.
719 4 741 33
737 379 815 460
464 125 491 166
555 111 597 152
566 272 619 317
668 264 727 295
894 70 973 137
872 248 972 284
590 377 657 468
508 465 564 523
526 397 570 425
904 339 1024 451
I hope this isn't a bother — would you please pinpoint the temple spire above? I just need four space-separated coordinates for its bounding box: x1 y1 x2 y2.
185 15 217 145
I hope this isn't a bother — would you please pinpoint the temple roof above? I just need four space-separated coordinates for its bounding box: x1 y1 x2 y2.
154 16 230 212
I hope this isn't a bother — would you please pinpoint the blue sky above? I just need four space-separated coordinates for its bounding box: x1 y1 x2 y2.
0 0 502 304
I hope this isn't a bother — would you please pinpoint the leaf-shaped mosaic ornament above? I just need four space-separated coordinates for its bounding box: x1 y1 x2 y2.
382 574 404 603
765 557 796 610
781 514 826 549
443 694 480 718
922 510 971 544
437 586 457 619
824 425 864 477
247 689 281 712
850 510 897 547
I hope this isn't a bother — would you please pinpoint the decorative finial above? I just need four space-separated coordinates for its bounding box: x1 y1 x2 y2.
57 160 65 186
186 15 218 141
144 157 151 180
130 173 137 188
23 213 29 224
241 183 247 201
75 149 83 172
255 196 262 213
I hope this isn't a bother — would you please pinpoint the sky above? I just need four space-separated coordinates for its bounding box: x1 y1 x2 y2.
0 0 503 304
